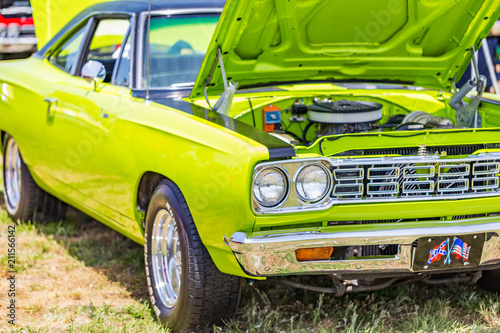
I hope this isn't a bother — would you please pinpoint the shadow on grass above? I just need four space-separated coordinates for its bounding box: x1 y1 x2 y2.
34 208 149 301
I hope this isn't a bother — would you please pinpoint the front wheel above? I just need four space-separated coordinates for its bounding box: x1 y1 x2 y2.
144 179 241 332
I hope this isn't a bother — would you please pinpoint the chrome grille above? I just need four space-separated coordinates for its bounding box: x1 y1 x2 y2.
331 154 500 203
252 153 500 215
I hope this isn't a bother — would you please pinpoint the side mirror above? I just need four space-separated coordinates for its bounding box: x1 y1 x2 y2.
81 60 106 91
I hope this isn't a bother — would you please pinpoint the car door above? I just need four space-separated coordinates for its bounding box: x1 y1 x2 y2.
43 16 131 226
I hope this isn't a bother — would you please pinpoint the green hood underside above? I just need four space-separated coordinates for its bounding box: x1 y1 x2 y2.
192 0 500 98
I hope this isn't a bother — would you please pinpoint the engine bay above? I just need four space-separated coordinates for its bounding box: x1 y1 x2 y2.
226 89 500 149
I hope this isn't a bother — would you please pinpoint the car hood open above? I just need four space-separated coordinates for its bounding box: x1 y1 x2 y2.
191 0 500 98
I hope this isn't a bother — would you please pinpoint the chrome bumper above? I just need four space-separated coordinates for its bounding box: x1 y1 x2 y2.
229 218 500 276
0 37 37 53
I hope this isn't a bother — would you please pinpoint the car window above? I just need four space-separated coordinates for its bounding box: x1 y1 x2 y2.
84 19 130 83
49 26 86 74
144 15 219 89
113 31 131 87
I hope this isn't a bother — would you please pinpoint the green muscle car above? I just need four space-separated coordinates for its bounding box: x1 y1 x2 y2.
2 0 500 331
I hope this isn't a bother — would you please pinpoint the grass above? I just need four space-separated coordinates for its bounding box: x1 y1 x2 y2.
0 176 499 332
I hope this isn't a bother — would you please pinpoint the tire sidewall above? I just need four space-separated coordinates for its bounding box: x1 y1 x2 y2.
144 182 190 331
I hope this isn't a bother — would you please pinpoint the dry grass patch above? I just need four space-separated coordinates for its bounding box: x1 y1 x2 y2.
0 207 166 332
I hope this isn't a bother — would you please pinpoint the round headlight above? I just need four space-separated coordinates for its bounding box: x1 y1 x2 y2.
295 164 330 203
253 167 288 207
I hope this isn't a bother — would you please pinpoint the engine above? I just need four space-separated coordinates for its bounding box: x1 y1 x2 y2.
261 97 457 146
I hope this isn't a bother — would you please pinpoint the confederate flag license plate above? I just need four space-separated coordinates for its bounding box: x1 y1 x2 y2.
412 234 485 271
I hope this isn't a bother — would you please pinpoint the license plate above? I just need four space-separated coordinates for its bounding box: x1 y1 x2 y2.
412 234 485 271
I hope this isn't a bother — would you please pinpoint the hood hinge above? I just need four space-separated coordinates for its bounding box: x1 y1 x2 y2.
450 46 486 128
204 47 238 116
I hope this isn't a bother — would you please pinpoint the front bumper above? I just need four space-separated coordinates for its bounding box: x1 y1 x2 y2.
0 37 36 53
229 217 500 276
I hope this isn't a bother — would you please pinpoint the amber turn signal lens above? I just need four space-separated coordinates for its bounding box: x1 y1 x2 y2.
295 247 333 261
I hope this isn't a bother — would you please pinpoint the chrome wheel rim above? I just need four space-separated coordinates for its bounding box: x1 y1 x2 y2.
151 208 182 308
5 139 21 213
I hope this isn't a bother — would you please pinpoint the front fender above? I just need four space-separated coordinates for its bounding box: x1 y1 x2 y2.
111 99 273 278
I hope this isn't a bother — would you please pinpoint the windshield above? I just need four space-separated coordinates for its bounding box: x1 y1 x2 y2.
143 15 219 89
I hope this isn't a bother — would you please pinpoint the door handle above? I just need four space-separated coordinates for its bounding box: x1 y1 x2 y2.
43 97 58 104
43 97 59 117
99 108 109 119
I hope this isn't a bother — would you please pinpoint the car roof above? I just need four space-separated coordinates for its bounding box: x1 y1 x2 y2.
36 0 225 56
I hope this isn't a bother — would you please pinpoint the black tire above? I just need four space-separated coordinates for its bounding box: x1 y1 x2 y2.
2 134 66 222
144 179 241 332
478 269 500 293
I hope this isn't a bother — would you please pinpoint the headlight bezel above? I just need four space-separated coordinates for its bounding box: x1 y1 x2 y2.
252 166 290 209
252 159 333 214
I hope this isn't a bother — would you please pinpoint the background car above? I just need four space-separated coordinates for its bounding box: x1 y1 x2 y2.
0 0 36 59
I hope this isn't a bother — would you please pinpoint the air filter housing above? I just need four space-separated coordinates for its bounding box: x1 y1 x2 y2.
308 99 383 124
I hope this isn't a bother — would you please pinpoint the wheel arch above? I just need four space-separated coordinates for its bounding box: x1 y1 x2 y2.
133 170 256 279
1 131 5 153
136 171 167 217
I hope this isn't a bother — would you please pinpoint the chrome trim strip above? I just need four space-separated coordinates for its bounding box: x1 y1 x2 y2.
257 191 500 214
328 154 500 167
438 164 470 177
231 222 500 245
333 183 363 196
472 177 499 190
473 162 500 175
368 167 399 179
336 191 500 203
367 182 399 195
403 165 435 178
334 168 364 181
437 179 469 192
403 180 434 193
148 8 223 16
